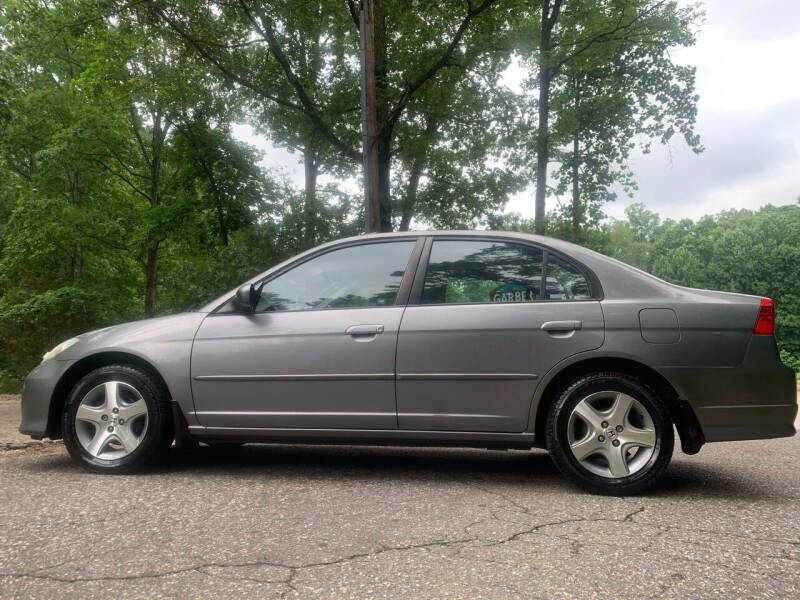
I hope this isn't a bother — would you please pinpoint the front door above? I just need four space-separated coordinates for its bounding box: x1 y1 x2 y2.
191 239 420 429
396 238 604 432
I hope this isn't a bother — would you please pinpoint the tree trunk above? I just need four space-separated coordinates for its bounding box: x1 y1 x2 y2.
71 170 84 280
374 3 393 232
144 112 164 318
144 238 160 318
151 113 162 207
399 115 437 230
215 197 229 247
359 0 381 233
180 118 230 246
572 132 580 233
534 0 560 235
377 132 392 231
303 143 318 247
199 148 229 246
534 68 550 234
534 15 551 234
73 241 84 280
304 14 323 245
399 157 424 231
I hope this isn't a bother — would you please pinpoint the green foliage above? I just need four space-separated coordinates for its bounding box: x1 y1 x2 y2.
610 203 800 369
0 0 796 392
781 349 800 374
608 203 662 270
445 279 499 304
487 211 613 255
515 0 703 232
155 0 530 230
0 0 361 387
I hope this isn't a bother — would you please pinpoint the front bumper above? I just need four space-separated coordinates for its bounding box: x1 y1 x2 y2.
661 336 797 443
19 359 74 439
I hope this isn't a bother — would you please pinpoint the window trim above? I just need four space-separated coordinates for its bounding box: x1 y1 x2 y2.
408 235 603 307
212 236 425 315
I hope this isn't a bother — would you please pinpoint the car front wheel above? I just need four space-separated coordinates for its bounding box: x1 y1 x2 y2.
546 372 674 495
63 365 172 473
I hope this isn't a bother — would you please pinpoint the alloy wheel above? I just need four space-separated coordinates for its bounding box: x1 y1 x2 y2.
74 381 149 460
566 390 657 479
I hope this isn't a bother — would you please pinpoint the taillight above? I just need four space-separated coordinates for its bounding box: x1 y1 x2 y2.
753 298 775 335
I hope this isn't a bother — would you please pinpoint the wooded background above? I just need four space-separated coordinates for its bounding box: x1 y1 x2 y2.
0 0 797 391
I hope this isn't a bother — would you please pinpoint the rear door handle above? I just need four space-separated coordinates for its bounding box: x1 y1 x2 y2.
541 320 582 332
346 324 385 336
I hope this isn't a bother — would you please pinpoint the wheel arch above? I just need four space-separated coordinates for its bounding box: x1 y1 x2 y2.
46 351 172 439
532 356 704 454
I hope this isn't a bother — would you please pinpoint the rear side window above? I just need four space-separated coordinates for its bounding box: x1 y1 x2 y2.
545 254 591 300
256 241 416 312
422 240 544 305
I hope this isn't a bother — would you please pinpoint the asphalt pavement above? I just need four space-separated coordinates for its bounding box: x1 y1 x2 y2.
0 394 798 599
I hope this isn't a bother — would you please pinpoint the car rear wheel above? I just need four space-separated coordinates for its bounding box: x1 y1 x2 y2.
546 372 674 495
63 365 173 473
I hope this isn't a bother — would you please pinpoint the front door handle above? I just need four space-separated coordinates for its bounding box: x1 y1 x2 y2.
346 324 385 336
541 320 582 332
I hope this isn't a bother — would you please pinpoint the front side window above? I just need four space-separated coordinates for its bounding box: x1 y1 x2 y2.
256 241 416 312
545 254 591 300
422 240 544 305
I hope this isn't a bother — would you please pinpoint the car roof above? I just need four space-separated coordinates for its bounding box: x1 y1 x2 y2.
335 229 574 247
328 230 605 264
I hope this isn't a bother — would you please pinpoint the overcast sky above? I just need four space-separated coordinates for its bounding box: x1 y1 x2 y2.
235 0 800 223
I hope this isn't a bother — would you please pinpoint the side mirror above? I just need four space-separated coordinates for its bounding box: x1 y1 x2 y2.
234 283 257 313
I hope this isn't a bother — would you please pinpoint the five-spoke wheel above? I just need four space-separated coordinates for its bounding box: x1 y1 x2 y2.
547 372 674 495
567 391 656 479
63 364 173 473
74 381 149 459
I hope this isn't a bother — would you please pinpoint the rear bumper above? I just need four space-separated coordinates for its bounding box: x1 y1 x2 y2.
19 359 73 439
660 336 797 443
696 403 796 442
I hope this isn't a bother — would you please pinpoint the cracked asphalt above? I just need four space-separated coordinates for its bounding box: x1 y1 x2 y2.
1 396 799 599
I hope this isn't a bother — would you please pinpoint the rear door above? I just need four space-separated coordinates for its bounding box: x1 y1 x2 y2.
395 237 604 432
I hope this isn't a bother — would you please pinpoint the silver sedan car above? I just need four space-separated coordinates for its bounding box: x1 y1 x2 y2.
19 231 797 494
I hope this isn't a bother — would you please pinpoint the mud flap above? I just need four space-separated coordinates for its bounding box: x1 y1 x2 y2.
171 401 199 450
672 399 705 455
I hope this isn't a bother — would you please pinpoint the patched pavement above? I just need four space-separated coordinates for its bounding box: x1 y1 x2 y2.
1 395 798 599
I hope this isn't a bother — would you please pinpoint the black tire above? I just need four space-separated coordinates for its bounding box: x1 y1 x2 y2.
62 364 173 474
546 371 674 496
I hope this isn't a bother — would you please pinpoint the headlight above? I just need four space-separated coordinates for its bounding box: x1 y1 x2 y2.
42 337 80 362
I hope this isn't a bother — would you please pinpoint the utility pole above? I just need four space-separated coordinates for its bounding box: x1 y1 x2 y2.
359 0 381 233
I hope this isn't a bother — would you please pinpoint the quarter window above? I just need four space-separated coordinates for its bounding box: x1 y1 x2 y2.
256 241 416 312
545 254 591 300
421 240 544 305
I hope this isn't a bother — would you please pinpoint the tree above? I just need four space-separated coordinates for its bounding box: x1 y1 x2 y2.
0 0 287 382
608 203 659 270
150 0 518 232
0 0 143 378
75 2 271 315
390 10 526 230
525 0 702 233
